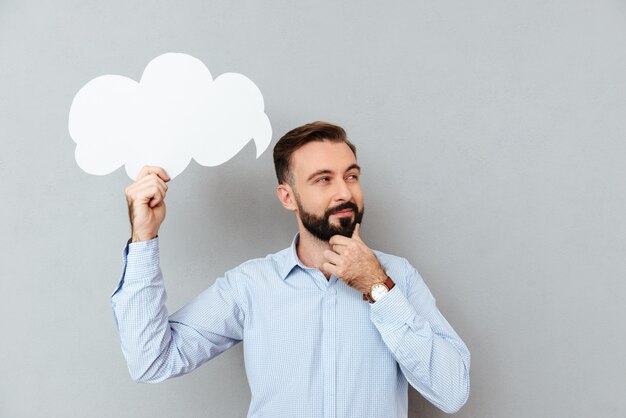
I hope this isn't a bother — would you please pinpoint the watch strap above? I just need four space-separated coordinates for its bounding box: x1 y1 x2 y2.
363 276 395 302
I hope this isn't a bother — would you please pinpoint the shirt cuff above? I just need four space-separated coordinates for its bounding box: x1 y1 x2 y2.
125 237 161 282
111 237 161 297
369 286 432 352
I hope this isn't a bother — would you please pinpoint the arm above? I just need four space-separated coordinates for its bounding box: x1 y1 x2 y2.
111 238 243 383
323 225 470 413
369 262 470 414
111 166 244 383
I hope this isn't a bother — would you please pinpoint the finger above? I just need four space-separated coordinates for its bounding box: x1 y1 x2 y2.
322 262 340 278
137 166 159 180
134 182 165 207
154 167 171 182
137 166 171 182
323 249 342 265
151 181 168 207
136 174 168 198
149 194 164 208
352 223 362 240
151 175 169 196
329 234 353 246
149 190 165 207
332 244 348 255
136 177 166 199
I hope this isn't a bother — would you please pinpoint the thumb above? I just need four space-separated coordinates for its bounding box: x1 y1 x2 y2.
352 223 362 240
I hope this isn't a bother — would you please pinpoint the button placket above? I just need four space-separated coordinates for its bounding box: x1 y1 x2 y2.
321 282 337 418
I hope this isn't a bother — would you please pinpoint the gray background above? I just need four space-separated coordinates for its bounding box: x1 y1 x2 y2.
1 1 625 417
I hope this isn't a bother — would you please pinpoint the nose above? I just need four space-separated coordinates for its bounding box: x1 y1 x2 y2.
333 178 352 202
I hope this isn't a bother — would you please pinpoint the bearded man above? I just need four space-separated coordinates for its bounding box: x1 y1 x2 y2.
112 121 470 417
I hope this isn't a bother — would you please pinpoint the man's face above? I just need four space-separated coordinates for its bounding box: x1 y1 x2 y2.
288 140 364 241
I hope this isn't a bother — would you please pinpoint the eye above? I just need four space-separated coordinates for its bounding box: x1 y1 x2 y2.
316 177 331 183
346 173 359 181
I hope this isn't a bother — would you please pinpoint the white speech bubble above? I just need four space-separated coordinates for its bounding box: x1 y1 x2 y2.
68 53 272 180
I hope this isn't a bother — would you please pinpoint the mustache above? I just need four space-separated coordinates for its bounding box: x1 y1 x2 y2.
324 201 359 218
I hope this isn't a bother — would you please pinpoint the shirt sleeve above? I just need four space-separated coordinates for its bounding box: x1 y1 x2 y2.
111 238 244 383
369 259 471 414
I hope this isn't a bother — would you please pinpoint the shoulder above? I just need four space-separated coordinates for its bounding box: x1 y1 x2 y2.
372 249 413 278
223 245 292 283
213 246 292 313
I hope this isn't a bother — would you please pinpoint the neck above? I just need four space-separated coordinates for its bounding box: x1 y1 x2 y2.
296 227 332 279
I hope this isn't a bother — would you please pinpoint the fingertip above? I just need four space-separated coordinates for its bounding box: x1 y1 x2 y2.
157 167 171 182
141 166 170 182
352 223 361 238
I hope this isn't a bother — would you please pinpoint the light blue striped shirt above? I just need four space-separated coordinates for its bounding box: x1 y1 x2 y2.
111 234 470 417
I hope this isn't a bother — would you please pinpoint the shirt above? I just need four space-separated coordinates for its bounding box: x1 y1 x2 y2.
111 234 470 417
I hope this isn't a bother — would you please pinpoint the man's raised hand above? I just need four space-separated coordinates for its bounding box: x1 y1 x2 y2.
124 166 171 242
322 224 387 293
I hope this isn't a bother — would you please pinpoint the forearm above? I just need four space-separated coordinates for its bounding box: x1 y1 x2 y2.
371 289 470 413
111 238 176 382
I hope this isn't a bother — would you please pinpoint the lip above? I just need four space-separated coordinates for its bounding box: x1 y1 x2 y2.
332 209 354 217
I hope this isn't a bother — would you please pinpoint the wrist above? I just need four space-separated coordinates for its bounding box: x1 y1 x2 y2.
363 267 387 289
131 231 158 242
364 276 395 303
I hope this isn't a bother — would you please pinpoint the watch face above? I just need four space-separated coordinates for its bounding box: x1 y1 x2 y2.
371 284 389 301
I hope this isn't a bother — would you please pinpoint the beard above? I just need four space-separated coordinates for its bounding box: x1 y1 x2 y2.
296 199 364 242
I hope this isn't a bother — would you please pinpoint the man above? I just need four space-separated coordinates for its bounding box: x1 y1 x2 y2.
112 121 470 417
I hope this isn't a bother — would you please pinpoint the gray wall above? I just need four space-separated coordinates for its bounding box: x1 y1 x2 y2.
1 1 625 417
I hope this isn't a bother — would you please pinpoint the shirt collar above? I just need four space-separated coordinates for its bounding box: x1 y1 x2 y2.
279 233 306 280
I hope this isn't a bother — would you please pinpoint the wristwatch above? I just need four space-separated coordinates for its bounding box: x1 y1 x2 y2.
363 276 395 303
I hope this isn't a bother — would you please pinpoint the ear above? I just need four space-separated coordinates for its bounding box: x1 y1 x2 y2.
277 183 297 211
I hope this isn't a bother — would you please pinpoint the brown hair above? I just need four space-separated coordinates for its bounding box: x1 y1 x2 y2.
273 121 357 185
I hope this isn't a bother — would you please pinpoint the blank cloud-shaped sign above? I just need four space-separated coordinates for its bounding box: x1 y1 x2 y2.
69 53 272 180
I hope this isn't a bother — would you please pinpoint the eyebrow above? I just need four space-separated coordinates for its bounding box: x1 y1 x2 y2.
306 163 361 182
